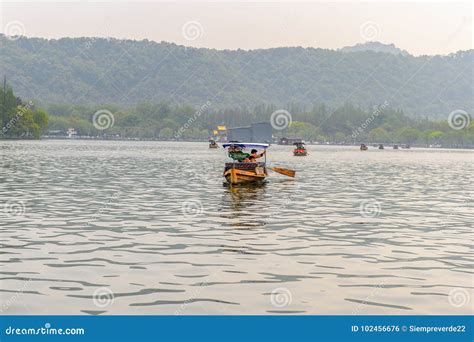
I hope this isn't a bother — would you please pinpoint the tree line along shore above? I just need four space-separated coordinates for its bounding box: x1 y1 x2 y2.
1 84 472 148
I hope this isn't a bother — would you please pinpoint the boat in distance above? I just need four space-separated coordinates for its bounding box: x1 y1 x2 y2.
293 142 308 156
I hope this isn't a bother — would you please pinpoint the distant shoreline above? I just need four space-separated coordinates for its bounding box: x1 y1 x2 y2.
1 136 471 150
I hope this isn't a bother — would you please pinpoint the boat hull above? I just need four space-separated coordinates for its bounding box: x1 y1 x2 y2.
293 150 307 156
223 167 267 185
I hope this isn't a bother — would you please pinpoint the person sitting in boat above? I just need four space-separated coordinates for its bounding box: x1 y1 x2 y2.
228 146 250 162
248 149 265 162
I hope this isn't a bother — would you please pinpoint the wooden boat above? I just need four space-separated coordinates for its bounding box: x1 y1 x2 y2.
209 139 218 149
360 144 368 150
293 142 307 156
222 143 269 185
223 162 267 185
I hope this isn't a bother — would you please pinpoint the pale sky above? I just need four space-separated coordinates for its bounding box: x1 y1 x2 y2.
0 1 472 55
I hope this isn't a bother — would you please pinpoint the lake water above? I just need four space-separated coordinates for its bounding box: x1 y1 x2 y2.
0 140 472 315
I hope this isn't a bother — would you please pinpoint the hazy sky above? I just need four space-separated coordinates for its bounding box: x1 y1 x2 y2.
1 1 472 55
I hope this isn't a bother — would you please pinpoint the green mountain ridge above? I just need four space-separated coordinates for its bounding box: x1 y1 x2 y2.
1 35 472 118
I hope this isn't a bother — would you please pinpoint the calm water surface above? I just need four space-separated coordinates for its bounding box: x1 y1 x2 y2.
0 140 472 315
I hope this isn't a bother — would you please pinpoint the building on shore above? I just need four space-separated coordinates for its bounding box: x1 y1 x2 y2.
226 122 273 143
210 125 227 142
278 137 303 145
67 128 77 138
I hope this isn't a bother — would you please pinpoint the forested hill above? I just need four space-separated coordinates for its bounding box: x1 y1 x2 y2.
1 35 472 118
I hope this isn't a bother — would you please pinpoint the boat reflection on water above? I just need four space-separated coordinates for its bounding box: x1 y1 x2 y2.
222 183 267 211
219 183 269 229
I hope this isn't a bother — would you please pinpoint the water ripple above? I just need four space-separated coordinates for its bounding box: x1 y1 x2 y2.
0 141 472 314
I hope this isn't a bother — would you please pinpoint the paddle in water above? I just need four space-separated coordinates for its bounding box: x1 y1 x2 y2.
268 167 296 178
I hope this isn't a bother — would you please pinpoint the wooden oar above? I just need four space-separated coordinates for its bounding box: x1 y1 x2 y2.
268 167 296 178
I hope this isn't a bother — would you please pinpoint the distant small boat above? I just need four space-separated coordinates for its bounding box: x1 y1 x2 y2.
209 139 218 149
293 142 308 156
360 144 368 151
